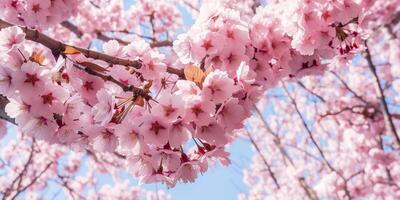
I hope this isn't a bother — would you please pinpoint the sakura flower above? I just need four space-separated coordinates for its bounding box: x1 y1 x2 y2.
92 89 115 126
114 121 141 153
288 53 325 78
175 80 201 99
68 67 105 105
141 171 175 187
102 40 122 57
21 0 51 27
92 130 118 153
108 65 140 86
236 62 256 87
220 45 249 75
195 122 227 147
1 48 27 70
173 34 198 64
0 64 15 95
291 33 318 56
5 97 31 120
128 154 154 179
216 98 245 131
173 155 200 184
152 92 184 122
12 61 48 96
193 32 225 56
20 115 58 142
30 84 70 116
220 24 249 48
140 115 170 146
183 96 215 126
124 39 151 58
56 127 81 145
196 146 231 166
0 0 23 25
63 94 88 124
202 70 235 104
168 120 191 149
151 148 181 173
139 52 167 80
0 26 25 52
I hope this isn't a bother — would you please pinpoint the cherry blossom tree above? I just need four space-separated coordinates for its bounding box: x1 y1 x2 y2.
0 0 399 199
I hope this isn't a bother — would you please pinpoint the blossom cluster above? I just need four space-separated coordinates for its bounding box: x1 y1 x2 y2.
0 0 391 189
174 0 364 91
0 0 80 28
240 59 400 199
239 4 400 195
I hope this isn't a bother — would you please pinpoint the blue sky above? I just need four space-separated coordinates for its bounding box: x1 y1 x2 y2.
133 138 253 200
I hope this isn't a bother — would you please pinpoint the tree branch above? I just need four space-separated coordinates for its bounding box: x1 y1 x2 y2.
0 95 14 125
296 81 326 103
283 83 353 200
9 162 53 200
61 21 173 48
364 40 400 147
252 104 318 200
2 141 35 200
0 19 183 78
282 84 335 172
246 131 280 190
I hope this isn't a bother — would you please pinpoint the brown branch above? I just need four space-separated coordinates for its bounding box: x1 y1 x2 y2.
297 81 326 103
0 19 184 78
9 162 53 200
69 59 148 95
246 131 280 190
113 152 127 159
318 105 366 120
251 0 261 14
95 31 129 46
0 95 14 125
377 133 395 185
390 11 400 26
392 113 400 120
150 40 173 48
253 104 294 165
61 17 173 48
385 25 397 39
282 84 353 200
181 0 199 12
364 40 400 147
282 84 335 172
329 71 368 104
252 104 318 200
298 177 318 200
2 141 35 200
56 174 84 200
60 21 83 38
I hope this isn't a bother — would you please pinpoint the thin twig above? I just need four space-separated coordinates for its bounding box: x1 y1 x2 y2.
0 19 183 78
246 131 281 190
364 40 400 147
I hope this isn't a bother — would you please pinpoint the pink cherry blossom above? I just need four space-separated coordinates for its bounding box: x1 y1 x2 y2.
202 70 235 104
92 89 115 126
140 115 170 146
152 92 184 122
0 0 399 198
0 26 25 52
